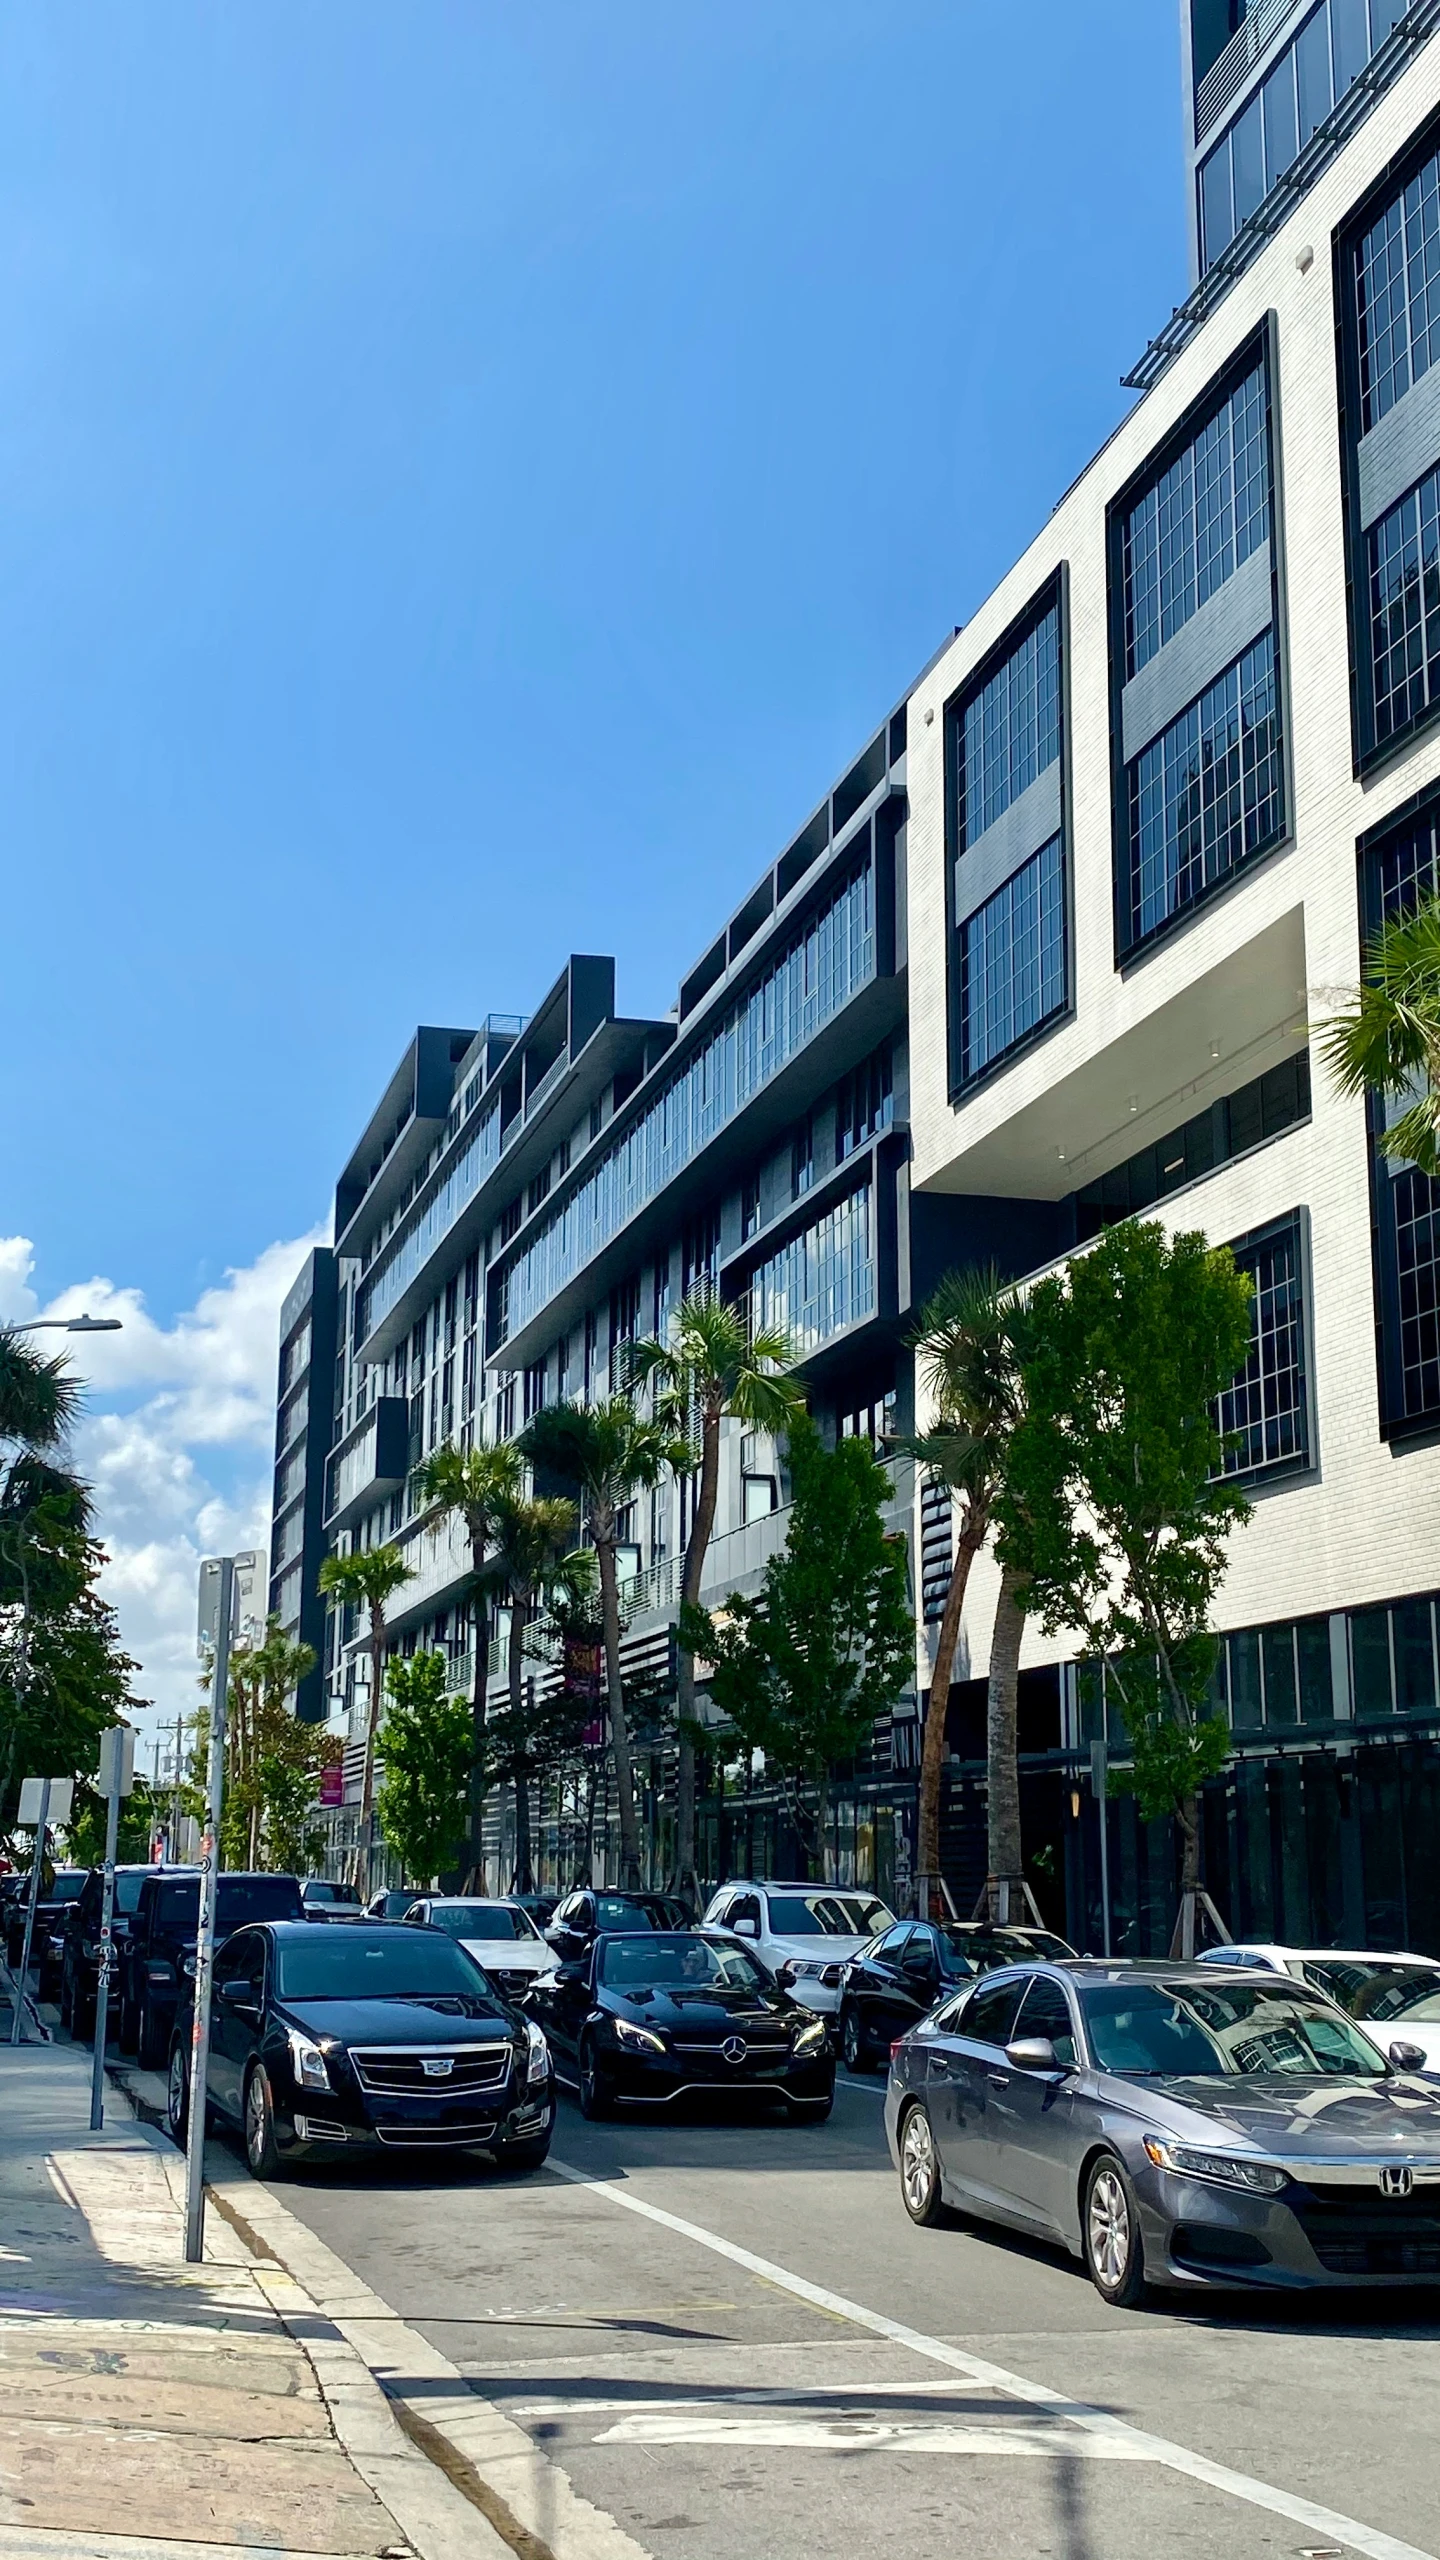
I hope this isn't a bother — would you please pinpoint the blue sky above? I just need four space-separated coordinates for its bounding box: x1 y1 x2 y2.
0 1 1186 1736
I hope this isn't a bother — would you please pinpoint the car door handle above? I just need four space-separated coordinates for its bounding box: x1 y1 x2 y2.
928 2056 951 2079
986 2070 1009 2089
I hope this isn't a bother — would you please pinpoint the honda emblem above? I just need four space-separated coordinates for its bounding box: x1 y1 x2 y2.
1377 2165 1415 2199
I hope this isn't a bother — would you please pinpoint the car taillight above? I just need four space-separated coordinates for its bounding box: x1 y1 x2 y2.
890 2040 905 2061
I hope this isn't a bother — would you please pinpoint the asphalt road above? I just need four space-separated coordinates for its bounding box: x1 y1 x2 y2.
247 2068 1440 2560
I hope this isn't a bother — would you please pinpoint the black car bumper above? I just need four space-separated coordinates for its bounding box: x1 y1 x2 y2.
275 2069 556 2156
592 2043 834 2107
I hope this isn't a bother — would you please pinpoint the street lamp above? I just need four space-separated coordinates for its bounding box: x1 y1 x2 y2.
10 1315 123 1334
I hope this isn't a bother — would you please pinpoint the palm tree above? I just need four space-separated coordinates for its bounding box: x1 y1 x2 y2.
412 1439 524 1880
0 1327 83 1456
628 1290 804 1893
1323 892 1440 1174
317 1541 414 1877
519 1396 687 1887
481 1490 578 1893
898 1268 1021 1913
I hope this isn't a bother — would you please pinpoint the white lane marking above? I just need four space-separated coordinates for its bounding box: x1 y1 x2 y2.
516 2379 1003 2414
837 2074 886 2098
595 2414 1148 2457
547 2159 1438 2560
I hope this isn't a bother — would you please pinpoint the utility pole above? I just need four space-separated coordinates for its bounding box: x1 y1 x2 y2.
184 1556 235 2264
170 1711 184 1859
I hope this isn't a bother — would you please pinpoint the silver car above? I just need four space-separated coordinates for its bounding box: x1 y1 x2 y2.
885 1960 1440 2306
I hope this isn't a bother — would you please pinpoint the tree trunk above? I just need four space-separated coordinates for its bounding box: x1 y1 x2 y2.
596 1533 642 1885
916 1520 984 1912
466 1536 489 1889
983 1565 1026 1910
247 1800 261 1870
507 1592 534 1895
674 1408 720 1897
354 1616 386 1887
815 1769 833 1883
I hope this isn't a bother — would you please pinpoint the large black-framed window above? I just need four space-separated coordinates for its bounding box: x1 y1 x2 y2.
945 573 1069 1095
1359 790 1440 1435
1216 1212 1312 1483
1109 321 1285 961
1339 108 1440 772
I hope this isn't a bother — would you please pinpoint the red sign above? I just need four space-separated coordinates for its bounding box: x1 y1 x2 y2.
319 1764 344 1808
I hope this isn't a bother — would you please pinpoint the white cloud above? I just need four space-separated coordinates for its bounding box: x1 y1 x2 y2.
2 1230 326 1763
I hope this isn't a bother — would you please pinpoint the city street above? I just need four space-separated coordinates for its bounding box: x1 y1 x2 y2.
235 2074 1440 2560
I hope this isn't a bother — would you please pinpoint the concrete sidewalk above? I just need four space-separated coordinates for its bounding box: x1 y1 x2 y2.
0 2038 507 2560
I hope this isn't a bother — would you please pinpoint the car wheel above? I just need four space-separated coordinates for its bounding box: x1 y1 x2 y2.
243 2065 283 2179
167 2040 189 2146
137 1995 166 2069
578 2037 613 2121
494 2132 552 2174
117 1993 138 2056
1083 2153 1147 2309
840 2003 870 2074
898 2101 950 2227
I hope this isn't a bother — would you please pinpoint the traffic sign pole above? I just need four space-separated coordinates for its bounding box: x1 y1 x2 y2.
184 1556 234 2264
1090 1738 1112 1960
9 1779 50 2045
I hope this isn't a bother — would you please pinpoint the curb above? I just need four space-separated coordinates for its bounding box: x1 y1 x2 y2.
204 2162 653 2560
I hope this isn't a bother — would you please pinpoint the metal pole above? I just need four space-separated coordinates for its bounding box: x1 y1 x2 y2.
89 1784 121 2128
1091 1739 1112 1960
9 1780 50 2045
171 1712 183 1859
184 1557 233 2263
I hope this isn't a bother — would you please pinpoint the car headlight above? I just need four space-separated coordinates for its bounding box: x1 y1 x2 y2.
613 2018 667 2054
1143 2136 1287 2195
525 2019 550 2085
287 2029 332 2093
791 2015 828 2055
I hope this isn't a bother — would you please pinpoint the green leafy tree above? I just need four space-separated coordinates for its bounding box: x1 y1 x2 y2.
223 1619 321 1867
374 1649 473 1885
684 1416 912 1880
898 1267 1021 1907
0 1440 144 1833
519 1396 686 1887
999 1220 1255 1950
65 1773 163 1867
412 1439 524 1878
628 1290 804 1889
258 1757 327 1879
1323 891 1440 1174
317 1542 414 1869
481 1491 578 1892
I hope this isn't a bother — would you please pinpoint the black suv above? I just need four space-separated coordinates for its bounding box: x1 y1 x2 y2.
5 1867 86 1998
120 1868 305 2065
59 1864 176 2040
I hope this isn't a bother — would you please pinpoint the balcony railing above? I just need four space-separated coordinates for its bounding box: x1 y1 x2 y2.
1195 0 1302 140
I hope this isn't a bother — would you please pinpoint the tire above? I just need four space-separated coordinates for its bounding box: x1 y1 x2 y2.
840 2003 870 2074
137 1995 167 2070
118 1992 138 2057
243 2064 283 2180
898 2100 951 2228
1082 2152 1148 2309
494 2132 552 2174
167 2039 189 2146
578 2036 614 2121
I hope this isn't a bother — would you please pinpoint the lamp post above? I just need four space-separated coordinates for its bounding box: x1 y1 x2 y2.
10 1315 123 1335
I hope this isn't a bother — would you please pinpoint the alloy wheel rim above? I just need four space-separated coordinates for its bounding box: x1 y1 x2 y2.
168 2047 185 2131
901 2109 934 2212
1088 2169 1129 2288
843 2014 859 2066
246 2073 268 2164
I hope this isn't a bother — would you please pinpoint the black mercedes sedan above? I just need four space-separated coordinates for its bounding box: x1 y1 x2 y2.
166 1920 554 2177
886 1959 1440 2304
529 1928 834 2120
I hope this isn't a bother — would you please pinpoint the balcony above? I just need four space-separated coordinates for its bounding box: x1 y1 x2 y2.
1195 0 1303 141
323 1398 411 1533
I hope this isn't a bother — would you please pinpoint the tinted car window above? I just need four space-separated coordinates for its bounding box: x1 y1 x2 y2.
877 1925 913 1959
50 1873 85 1903
1082 1980 1389 2077
221 1931 266 1998
218 1878 303 1927
1014 1975 1077 2064
429 1903 536 1941
594 1895 688 1930
599 1934 768 1991
1310 1961 1439 2019
275 1932 490 2000
765 1893 892 1936
963 1975 1029 2049
114 1872 147 1915
156 1880 200 1930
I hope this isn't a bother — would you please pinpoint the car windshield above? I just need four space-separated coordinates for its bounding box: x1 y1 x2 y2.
276 1931 492 2000
600 1933 768 1991
764 1893 892 1937
218 1877 303 1926
1375 1982 1440 2024
427 1903 537 1942
50 1874 85 1902
1081 1980 1389 2078
1327 1964 1440 2022
942 1926 1066 1973
593 1895 689 1930
114 1872 147 1914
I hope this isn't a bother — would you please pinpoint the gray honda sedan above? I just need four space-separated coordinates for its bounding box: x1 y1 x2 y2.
885 1960 1440 2305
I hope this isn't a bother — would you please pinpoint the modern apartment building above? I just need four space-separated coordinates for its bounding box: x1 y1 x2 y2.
272 2 1440 1947
268 1246 338 1727
902 3 1440 1953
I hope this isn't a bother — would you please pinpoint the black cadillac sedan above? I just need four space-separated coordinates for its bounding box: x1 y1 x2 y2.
529 1928 834 2120
166 1920 554 2177
886 1959 1440 2304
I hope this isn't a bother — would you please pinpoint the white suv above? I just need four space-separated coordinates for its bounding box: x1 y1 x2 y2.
1197 1942 1440 2073
702 1882 895 2015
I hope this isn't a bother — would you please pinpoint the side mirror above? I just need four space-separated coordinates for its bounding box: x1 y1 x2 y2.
1006 2034 1063 2074
732 1916 758 1939
1389 2039 1428 2073
555 1959 587 1986
218 1978 252 2006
